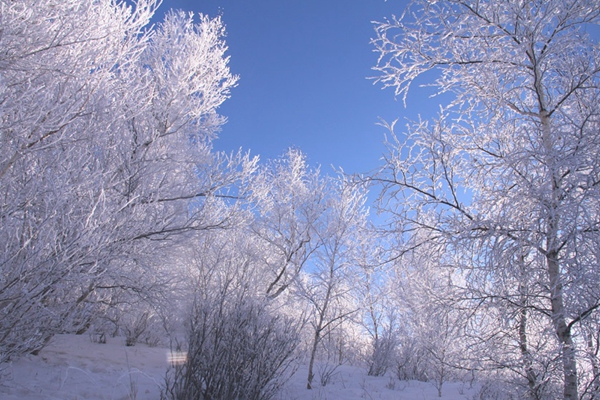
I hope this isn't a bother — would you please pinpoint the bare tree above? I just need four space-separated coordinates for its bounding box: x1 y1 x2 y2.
372 1 600 399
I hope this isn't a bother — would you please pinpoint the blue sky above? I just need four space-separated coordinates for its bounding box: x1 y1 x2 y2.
155 0 426 175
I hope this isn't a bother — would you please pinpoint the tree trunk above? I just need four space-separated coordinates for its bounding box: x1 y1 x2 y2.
547 252 578 400
586 332 600 399
307 329 320 389
518 307 539 399
539 92 578 399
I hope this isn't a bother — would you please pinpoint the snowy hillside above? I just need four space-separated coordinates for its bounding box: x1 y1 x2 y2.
0 334 477 400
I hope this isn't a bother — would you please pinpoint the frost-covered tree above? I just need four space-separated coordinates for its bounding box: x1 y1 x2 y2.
249 149 328 299
355 238 397 378
0 0 246 362
246 150 379 389
392 239 469 397
300 177 369 389
373 0 600 398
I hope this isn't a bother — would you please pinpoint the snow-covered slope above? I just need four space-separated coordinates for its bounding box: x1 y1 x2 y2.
0 334 166 400
0 334 477 400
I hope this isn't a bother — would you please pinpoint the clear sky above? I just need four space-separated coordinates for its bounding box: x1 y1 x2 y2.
154 0 427 175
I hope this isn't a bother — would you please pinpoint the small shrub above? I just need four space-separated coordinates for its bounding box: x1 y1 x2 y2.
124 312 150 347
367 335 398 377
162 295 299 400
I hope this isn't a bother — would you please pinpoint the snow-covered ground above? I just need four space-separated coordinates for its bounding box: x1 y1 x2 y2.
0 334 477 400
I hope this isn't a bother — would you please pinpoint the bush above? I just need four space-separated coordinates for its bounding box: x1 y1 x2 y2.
395 338 429 382
162 295 299 400
367 334 398 377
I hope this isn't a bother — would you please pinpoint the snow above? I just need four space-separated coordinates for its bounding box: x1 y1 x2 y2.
0 334 166 400
281 364 477 400
0 334 478 400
